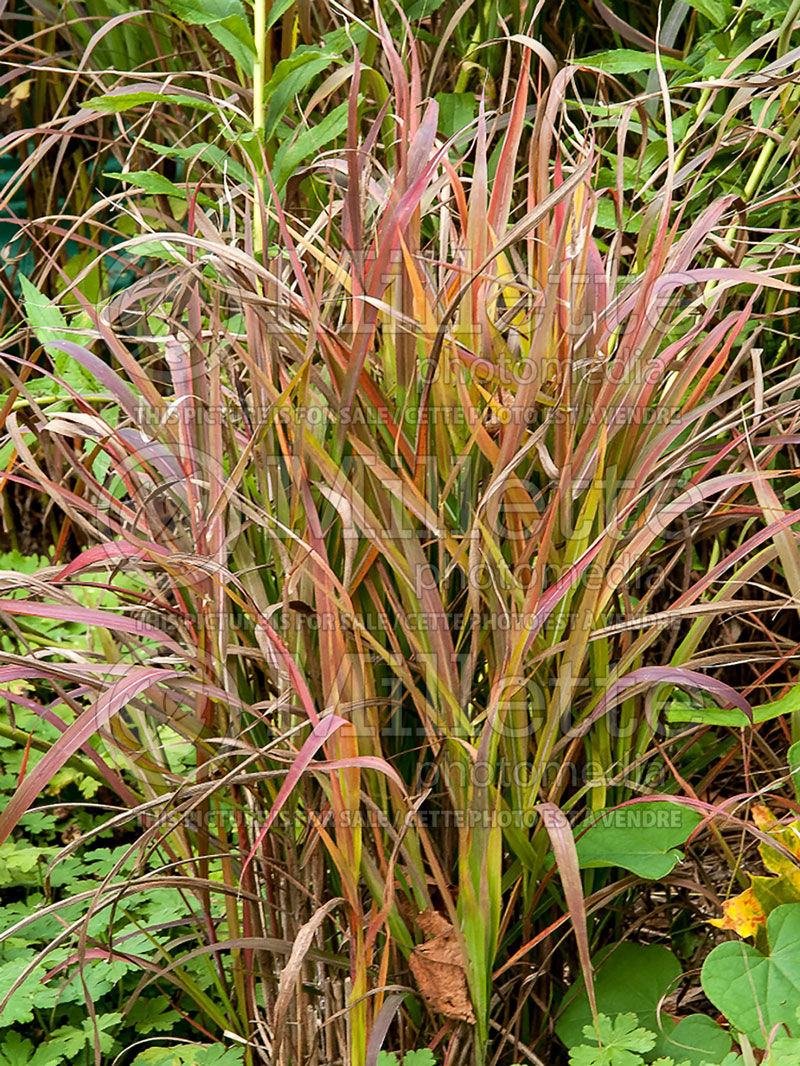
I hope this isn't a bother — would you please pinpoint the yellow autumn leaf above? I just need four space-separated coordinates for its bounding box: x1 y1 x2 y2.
712 805 800 938
710 885 766 939
753 804 800 889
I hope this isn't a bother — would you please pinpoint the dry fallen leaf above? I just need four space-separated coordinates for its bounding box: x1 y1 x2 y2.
416 908 452 938
409 909 475 1024
0 80 31 110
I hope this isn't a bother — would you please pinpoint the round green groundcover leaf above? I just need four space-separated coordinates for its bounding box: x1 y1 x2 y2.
557 943 731 1064
575 802 704 879
702 903 800 1047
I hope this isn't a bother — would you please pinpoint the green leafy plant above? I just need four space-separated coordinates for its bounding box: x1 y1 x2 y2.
557 944 731 1065
566 1014 744 1066
567 1009 800 1066
377 1050 437 1066
569 1014 673 1066
702 904 800 1048
130 1046 245 1065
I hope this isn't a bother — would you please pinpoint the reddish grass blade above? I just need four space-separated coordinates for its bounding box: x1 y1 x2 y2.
57 541 169 579
0 599 184 656
552 666 755 751
537 802 597 1023
0 667 181 846
243 715 349 871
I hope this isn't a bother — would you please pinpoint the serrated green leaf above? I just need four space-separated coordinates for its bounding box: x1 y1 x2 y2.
81 91 224 115
265 0 296 30
0 840 54 885
132 1044 244 1065
207 15 256 72
125 994 181 1035
402 1052 437 1066
0 958 60 1025
271 98 350 191
0 1033 34 1066
45 1022 89 1058
579 50 688 74
105 170 217 207
18 278 97 389
570 1013 653 1066
166 0 244 21
19 276 70 351
138 139 250 186
683 0 729 26
0 1031 64 1066
263 53 335 140
589 1013 655 1051
0 551 47 576
375 1054 400 1066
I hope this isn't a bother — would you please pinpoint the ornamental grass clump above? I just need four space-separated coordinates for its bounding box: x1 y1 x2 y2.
2 6 800 1064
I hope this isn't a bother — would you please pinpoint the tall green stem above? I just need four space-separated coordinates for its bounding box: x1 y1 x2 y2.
253 0 267 254
253 0 267 137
